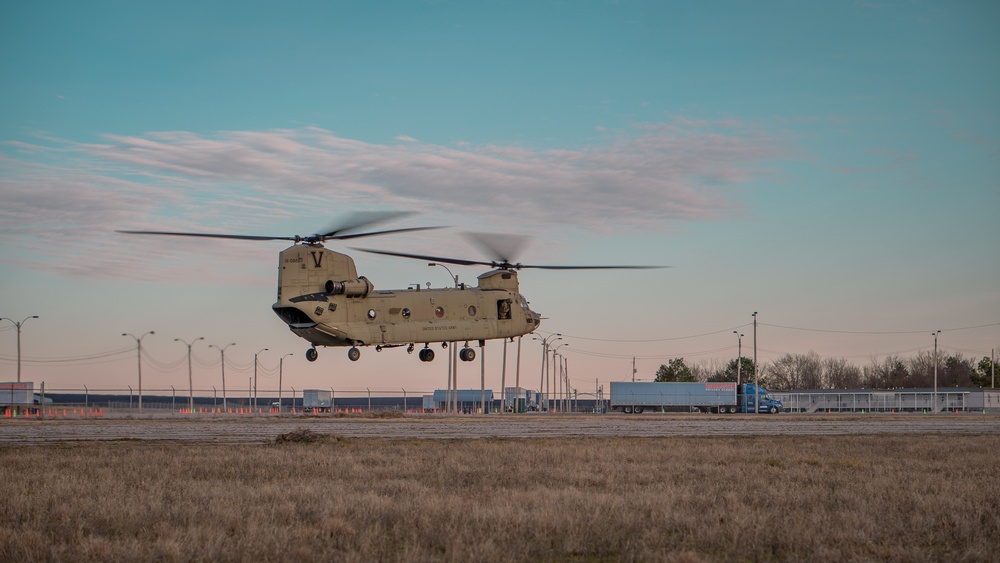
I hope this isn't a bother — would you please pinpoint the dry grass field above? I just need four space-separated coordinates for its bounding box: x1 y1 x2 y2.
1 432 998 561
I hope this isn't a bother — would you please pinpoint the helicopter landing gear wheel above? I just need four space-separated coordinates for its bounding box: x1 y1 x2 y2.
306 348 318 362
347 347 361 362
459 347 476 362
418 347 435 362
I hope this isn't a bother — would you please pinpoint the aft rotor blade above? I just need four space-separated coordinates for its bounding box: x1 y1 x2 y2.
350 247 493 267
116 230 297 241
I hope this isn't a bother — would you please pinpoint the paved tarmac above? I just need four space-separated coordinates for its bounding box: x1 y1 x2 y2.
2 413 999 445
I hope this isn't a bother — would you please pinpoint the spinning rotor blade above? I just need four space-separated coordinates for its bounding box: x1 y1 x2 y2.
118 211 445 244
466 232 530 264
350 248 495 268
115 230 298 241
352 246 667 270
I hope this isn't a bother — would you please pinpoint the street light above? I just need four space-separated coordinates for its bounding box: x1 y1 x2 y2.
533 334 561 411
430 262 459 412
932 330 941 413
733 331 744 387
122 331 154 413
209 343 236 411
174 337 204 413
254 348 269 409
752 311 758 414
1 315 38 383
428 262 459 288
279 353 293 412
553 343 569 412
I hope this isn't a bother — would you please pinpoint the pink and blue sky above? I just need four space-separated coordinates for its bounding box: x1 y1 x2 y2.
1 1 998 395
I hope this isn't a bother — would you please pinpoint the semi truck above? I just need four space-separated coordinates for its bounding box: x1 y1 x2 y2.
610 381 783 414
1 382 51 416
302 389 333 412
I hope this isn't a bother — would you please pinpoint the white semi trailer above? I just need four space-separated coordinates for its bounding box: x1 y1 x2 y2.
610 381 783 414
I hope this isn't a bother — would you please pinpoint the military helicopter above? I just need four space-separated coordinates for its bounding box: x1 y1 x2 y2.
119 213 661 363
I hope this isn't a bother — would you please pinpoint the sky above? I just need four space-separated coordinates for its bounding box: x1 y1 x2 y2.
1 0 998 398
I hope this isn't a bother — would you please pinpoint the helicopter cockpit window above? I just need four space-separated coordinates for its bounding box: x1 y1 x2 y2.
518 295 530 310
367 309 377 320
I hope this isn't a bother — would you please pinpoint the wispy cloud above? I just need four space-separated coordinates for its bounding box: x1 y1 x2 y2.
1 122 784 279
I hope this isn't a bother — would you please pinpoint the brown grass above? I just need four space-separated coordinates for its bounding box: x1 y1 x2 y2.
1 434 998 562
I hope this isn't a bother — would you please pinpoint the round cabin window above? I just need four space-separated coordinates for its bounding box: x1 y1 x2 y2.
401 308 411 319
468 305 477 316
368 309 377 320
435 306 445 318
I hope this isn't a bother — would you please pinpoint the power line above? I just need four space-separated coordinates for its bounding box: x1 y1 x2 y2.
759 321 1000 335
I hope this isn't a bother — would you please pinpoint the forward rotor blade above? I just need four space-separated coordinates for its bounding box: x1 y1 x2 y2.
350 247 494 267
318 211 416 238
116 230 297 241
329 225 447 240
512 264 668 270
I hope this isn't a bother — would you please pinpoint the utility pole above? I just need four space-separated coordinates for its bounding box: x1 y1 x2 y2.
2 316 38 383
123 331 154 413
632 356 636 382
174 337 204 413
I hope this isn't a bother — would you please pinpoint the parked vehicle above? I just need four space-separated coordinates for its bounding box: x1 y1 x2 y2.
610 381 783 414
1 382 50 416
302 389 332 412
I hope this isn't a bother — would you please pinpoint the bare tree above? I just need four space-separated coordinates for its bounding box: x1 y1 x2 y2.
823 357 862 389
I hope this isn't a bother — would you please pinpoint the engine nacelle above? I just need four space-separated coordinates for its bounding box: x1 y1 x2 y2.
325 277 373 298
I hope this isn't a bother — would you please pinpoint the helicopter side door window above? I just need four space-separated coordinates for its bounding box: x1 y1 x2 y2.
497 300 511 320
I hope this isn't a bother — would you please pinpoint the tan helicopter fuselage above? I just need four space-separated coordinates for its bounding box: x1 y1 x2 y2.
271 244 541 356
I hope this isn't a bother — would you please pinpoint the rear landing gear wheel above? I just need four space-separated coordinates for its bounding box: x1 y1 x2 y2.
459 347 476 362
306 348 318 362
348 347 361 362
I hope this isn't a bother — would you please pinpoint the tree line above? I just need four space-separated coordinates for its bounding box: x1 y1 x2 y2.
653 351 997 391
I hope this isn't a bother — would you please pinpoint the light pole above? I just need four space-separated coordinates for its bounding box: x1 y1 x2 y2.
174 337 204 413
733 331 743 387
534 334 561 411
278 353 292 412
752 311 758 414
122 331 154 413
932 330 941 413
429 262 459 412
254 348 269 409
210 343 235 411
1 315 38 383
553 343 568 412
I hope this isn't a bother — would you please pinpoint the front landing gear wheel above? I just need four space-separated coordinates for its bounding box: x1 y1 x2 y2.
306 348 318 362
348 347 361 362
418 348 435 362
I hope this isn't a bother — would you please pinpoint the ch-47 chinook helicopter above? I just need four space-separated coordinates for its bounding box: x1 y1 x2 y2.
119 213 661 363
